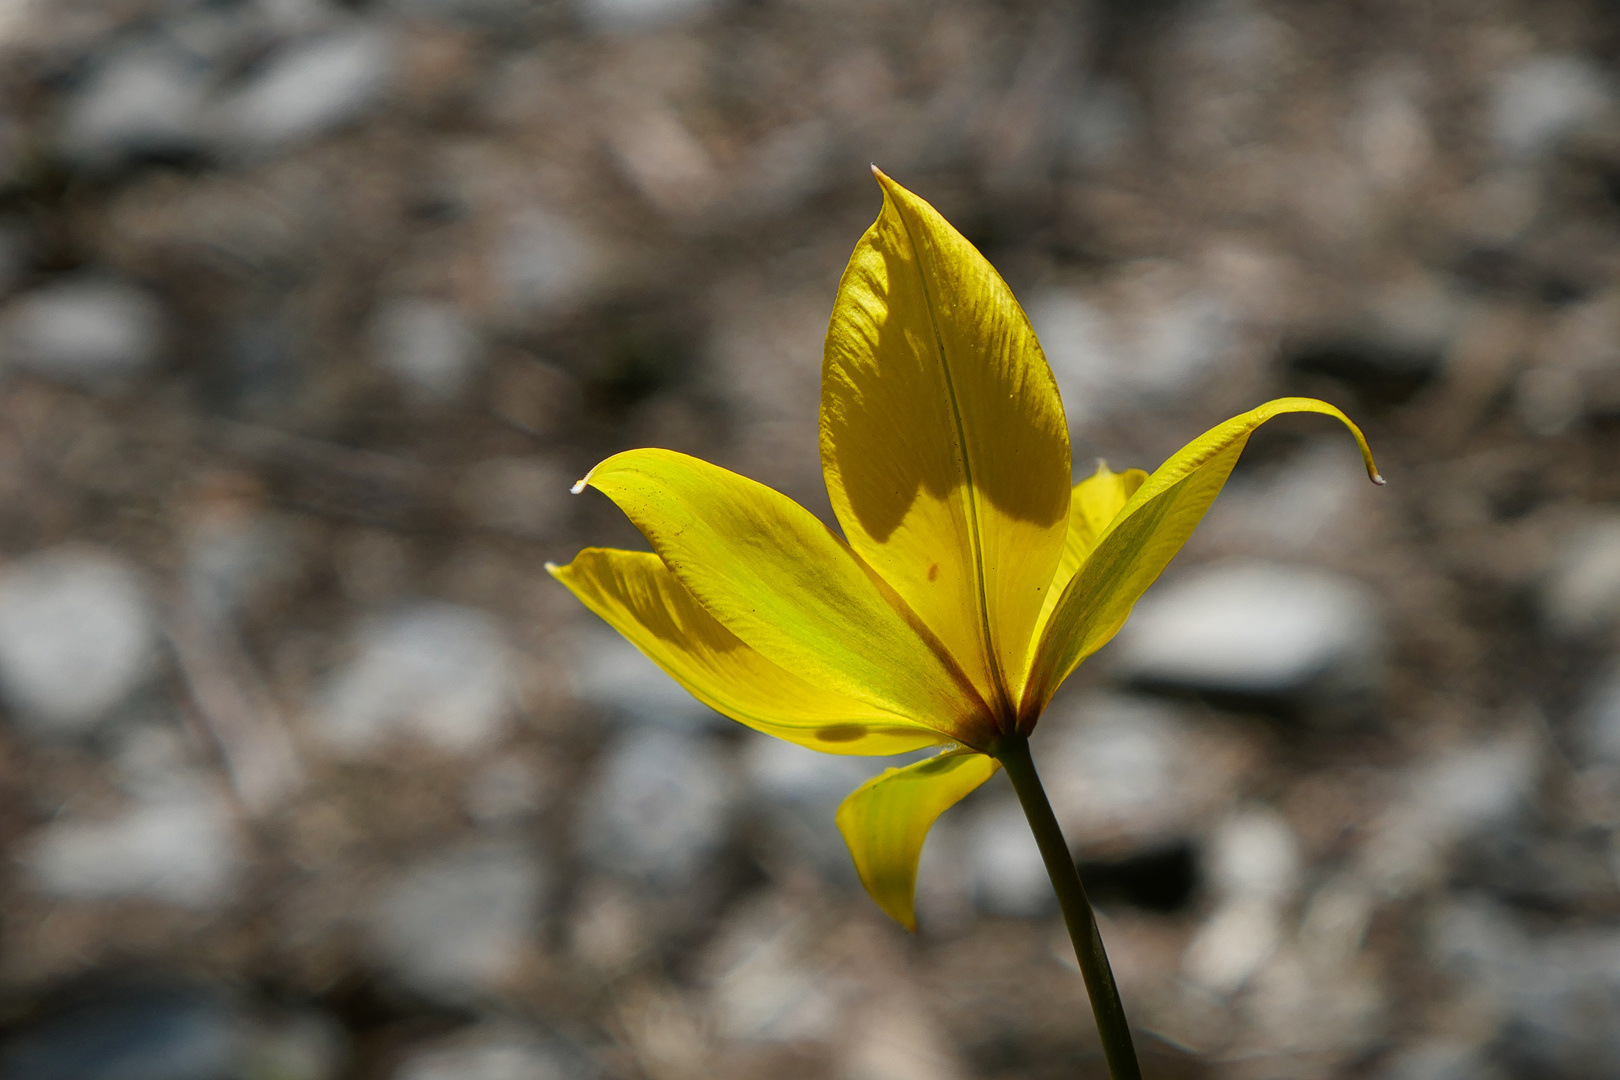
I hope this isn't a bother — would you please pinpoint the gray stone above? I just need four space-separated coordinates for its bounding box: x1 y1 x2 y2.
314 602 514 755
370 842 546 1001
368 298 483 404
1026 268 1232 430
212 26 395 153
0 546 157 737
574 0 720 33
59 44 208 169
569 629 724 731
1111 560 1383 698
1580 666 1620 766
1542 515 1620 636
1490 56 1612 160
1 277 165 387
0 983 243 1080
576 728 733 882
393 1028 582 1080
963 797 1051 917
495 209 606 315
25 782 242 908
703 896 842 1043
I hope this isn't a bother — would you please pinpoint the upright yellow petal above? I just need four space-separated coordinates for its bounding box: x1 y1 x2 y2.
1024 398 1381 715
821 170 1071 719
551 549 950 756
836 748 1001 930
1036 462 1149 631
578 448 998 749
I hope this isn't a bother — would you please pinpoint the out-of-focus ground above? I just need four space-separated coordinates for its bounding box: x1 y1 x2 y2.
0 0 1619 1077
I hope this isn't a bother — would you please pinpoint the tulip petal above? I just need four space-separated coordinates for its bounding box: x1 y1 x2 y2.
578 448 997 749
821 170 1071 717
551 549 951 755
1025 398 1381 714
1037 462 1149 630
836 747 1001 930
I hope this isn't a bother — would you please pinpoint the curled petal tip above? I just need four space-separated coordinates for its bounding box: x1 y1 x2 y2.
1372 472 1387 486
570 478 588 495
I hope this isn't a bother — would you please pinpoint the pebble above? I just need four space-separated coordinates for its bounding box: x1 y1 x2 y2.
1579 666 1620 766
213 26 395 153
26 783 242 908
574 0 720 33
1490 56 1612 160
0 277 165 387
964 797 1052 917
1181 809 1301 993
1037 691 1235 850
576 728 733 883
0 982 243 1080
1111 560 1383 699
393 1028 582 1080
568 629 725 731
1027 265 1232 430
0 546 157 737
368 298 483 405
494 208 606 315
369 841 546 1001
313 602 514 755
1541 515 1620 636
59 44 208 170
703 897 841 1042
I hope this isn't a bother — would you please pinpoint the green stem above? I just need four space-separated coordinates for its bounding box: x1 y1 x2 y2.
996 732 1143 1080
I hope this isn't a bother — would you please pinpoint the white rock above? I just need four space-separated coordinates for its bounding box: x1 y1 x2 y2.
964 797 1051 917
1039 692 1256 859
1207 807 1302 904
1112 561 1383 697
0 547 156 736
1181 896 1283 994
574 0 719 33
214 26 394 153
393 1029 576 1080
495 209 605 314
703 897 842 1043
1 277 164 386
369 298 483 404
314 603 514 755
576 729 733 882
27 783 241 908
1491 56 1612 159
370 842 546 1000
60 45 208 169
1027 266 1232 429
569 629 722 731
1542 515 1620 635
1580 667 1620 766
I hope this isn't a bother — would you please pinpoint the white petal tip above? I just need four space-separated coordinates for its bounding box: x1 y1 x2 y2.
570 478 588 494
1371 473 1386 486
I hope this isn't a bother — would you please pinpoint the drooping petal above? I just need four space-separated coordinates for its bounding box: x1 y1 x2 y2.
550 549 951 755
836 748 1001 930
821 169 1071 718
1024 398 1381 715
577 447 997 749
1036 462 1149 631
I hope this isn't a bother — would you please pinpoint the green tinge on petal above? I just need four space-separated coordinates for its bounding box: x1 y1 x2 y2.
836 748 1001 930
1024 397 1381 715
578 447 998 749
550 549 948 756
1037 462 1149 632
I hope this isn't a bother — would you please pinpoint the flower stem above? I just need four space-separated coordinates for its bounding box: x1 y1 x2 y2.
996 732 1143 1080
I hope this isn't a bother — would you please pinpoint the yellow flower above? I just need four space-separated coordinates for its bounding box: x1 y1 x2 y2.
549 169 1380 931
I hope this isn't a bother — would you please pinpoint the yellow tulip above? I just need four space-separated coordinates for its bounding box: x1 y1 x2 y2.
550 165 1379 941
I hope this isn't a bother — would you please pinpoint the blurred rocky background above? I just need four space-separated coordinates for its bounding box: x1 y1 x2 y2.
0 0 1617 1078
